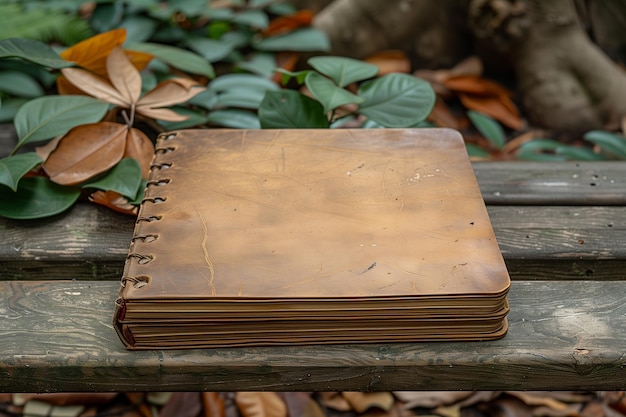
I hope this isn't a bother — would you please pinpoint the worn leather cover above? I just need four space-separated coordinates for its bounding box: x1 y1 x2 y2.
114 129 510 349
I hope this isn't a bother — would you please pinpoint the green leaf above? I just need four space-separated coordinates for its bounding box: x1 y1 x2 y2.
305 72 364 113
216 88 268 109
0 97 28 123
0 176 80 219
119 16 157 43
259 90 329 128
185 36 234 63
207 109 261 129
159 107 208 130
232 10 269 29
208 74 279 93
254 28 331 52
236 52 276 77
465 144 490 159
358 74 435 127
0 153 43 191
13 96 110 152
81 158 143 200
126 42 215 78
0 70 44 98
275 68 310 85
188 89 218 110
308 56 378 87
555 145 605 161
584 130 626 159
516 139 567 162
468 111 506 149
0 38 73 69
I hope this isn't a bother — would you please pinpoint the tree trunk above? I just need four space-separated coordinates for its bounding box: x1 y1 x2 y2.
312 0 626 133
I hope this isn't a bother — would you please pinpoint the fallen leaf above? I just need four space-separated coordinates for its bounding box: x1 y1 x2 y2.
202 393 225 417
60 28 127 74
342 392 395 413
61 67 129 107
124 128 154 178
428 97 461 129
158 393 203 417
107 46 142 105
317 392 352 412
235 392 287 417
43 122 127 185
458 93 522 130
136 78 206 121
365 50 411 75
262 10 314 37
272 52 300 84
395 392 474 410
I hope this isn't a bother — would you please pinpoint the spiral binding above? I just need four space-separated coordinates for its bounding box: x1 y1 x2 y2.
120 132 177 289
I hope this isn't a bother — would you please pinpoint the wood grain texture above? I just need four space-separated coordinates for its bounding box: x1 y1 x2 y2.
474 162 626 205
0 280 625 392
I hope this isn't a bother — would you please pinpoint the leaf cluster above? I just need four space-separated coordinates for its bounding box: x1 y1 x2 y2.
260 56 436 128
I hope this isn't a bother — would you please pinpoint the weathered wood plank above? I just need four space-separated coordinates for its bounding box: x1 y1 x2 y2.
2 204 625 280
0 280 625 392
474 162 626 205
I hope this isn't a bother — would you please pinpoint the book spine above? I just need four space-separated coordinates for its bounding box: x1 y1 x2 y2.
118 132 177 294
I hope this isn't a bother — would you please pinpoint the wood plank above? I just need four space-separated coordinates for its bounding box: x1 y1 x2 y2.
474 162 626 205
2 204 625 280
0 280 625 392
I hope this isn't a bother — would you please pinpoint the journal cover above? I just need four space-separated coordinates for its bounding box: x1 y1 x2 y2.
114 128 510 349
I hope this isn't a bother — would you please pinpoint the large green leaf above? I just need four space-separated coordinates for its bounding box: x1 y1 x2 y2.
308 56 378 87
0 38 73 68
232 10 269 29
185 36 234 63
305 72 364 113
0 70 44 98
468 111 506 149
126 42 215 78
0 153 43 191
81 158 143 200
258 90 328 128
207 109 261 129
358 74 435 127
208 74 279 93
0 97 28 123
236 52 276 78
584 130 626 159
0 176 80 219
254 28 330 52
119 16 157 43
13 96 110 152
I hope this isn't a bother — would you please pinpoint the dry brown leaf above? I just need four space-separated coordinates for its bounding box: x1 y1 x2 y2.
428 97 461 129
342 392 395 413
108 46 142 105
89 190 138 215
318 392 353 412
136 79 205 121
124 128 154 178
395 392 474 409
12 394 118 407
202 393 225 417
61 67 128 107
506 392 570 411
262 10 314 37
235 392 287 417
448 56 483 78
458 93 522 130
43 122 127 185
444 75 511 97
365 50 411 75
158 393 203 417
278 393 324 417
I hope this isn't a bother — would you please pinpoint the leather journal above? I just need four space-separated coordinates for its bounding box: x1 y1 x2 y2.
114 129 510 349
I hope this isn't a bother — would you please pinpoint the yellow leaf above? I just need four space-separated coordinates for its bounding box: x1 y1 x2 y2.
107 46 142 105
43 122 127 185
235 392 287 417
124 128 154 179
60 68 128 107
60 29 127 75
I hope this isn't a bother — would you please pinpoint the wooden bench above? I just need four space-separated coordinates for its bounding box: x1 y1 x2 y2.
1 129 626 392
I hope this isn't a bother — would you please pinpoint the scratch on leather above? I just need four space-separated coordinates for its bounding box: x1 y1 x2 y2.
196 209 216 295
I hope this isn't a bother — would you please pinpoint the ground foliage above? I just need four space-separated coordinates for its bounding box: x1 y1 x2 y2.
3 391 626 417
